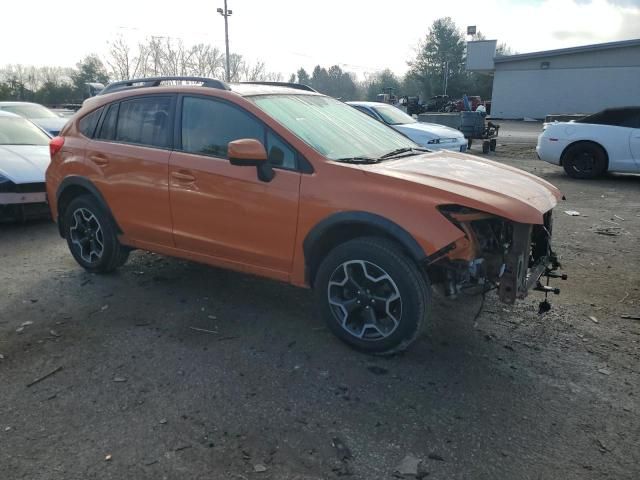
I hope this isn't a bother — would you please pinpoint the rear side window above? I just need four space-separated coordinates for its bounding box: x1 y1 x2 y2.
97 103 119 140
181 97 264 158
78 106 104 138
115 96 172 148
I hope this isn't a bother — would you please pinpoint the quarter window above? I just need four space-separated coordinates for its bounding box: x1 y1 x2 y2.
78 106 104 138
115 96 172 148
96 103 118 140
181 97 264 158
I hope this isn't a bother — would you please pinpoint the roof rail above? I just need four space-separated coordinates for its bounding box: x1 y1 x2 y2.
237 81 318 93
98 76 230 95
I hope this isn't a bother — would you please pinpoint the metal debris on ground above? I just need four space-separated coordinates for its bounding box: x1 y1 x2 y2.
188 326 219 335
113 376 127 383
105 454 112 461
26 366 63 388
587 315 599 323
593 226 624 236
564 210 581 216
621 314 640 320
598 368 612 375
253 464 267 473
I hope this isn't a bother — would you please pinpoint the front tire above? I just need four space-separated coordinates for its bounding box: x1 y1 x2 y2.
562 142 607 179
63 195 129 273
315 237 430 355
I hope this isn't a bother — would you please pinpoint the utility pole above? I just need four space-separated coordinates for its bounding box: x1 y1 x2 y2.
217 1 233 82
443 61 449 96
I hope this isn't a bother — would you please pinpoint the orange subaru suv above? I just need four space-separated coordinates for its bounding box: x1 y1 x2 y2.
46 77 564 354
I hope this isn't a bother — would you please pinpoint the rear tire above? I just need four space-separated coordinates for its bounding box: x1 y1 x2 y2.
482 140 490 154
314 237 430 355
489 138 497 152
562 142 607 179
63 195 129 273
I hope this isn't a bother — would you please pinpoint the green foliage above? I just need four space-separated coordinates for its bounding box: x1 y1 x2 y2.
71 55 109 97
296 68 311 86
292 65 358 100
364 69 401 101
408 17 468 98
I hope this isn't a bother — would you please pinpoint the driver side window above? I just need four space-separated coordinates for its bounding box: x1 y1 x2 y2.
181 97 264 158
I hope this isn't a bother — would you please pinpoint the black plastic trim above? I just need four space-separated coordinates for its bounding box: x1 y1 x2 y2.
55 176 122 236
99 76 229 95
304 211 427 264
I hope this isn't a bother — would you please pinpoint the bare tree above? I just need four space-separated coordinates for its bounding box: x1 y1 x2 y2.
104 36 283 82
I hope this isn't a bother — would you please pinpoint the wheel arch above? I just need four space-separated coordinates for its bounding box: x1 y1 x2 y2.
303 211 426 287
56 177 121 238
559 139 609 169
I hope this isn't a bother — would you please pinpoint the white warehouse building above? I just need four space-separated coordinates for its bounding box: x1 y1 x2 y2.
467 38 640 119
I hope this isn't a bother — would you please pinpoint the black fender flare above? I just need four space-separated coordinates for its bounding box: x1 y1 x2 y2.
55 176 122 236
303 211 427 283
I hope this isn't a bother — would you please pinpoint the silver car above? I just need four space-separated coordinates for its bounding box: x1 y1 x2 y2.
348 101 467 152
0 101 68 136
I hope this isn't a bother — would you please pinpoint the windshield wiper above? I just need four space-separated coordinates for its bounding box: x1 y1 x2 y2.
334 156 381 164
378 147 429 160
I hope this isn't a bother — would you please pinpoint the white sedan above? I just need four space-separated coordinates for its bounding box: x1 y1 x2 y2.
0 111 52 221
347 101 467 152
537 107 640 178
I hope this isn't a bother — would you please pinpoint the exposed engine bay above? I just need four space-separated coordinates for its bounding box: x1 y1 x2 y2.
429 206 566 311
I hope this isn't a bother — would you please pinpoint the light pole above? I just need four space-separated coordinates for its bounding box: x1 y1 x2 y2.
217 1 232 82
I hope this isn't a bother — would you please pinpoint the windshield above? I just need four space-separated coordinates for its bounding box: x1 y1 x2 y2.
0 116 51 145
372 105 416 125
1 104 59 119
250 95 417 160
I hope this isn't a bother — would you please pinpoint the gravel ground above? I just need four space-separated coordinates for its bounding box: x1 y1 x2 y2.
1 126 639 479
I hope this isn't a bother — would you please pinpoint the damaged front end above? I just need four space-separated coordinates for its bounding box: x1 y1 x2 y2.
428 205 566 310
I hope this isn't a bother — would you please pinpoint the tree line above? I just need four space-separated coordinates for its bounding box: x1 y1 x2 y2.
0 37 284 105
0 17 509 106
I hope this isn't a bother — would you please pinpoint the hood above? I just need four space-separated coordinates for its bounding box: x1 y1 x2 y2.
30 117 68 135
0 145 50 183
363 151 562 224
394 122 464 140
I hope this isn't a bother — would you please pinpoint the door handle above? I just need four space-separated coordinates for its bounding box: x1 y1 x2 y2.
171 170 196 183
89 154 108 166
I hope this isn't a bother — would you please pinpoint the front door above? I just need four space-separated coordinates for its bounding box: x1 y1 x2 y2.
169 95 301 278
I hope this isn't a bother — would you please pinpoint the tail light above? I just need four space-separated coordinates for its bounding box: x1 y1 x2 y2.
49 136 65 157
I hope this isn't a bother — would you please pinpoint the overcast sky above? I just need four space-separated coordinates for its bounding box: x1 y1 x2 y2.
2 0 639 77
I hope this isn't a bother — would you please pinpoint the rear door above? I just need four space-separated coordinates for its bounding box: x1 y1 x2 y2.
85 95 175 247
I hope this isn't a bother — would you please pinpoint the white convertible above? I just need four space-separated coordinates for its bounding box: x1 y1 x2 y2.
536 107 640 178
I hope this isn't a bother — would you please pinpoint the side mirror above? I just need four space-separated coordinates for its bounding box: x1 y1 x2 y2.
228 138 274 182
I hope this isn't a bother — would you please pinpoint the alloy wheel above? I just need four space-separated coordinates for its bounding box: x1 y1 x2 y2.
69 208 104 263
327 260 402 341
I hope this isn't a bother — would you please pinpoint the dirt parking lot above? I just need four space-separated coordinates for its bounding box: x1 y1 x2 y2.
1 123 639 480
